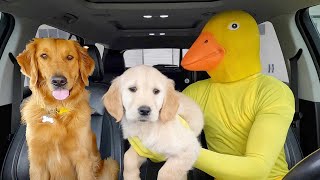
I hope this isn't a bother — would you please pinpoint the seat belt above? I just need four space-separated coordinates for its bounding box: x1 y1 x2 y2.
9 52 22 137
289 49 303 140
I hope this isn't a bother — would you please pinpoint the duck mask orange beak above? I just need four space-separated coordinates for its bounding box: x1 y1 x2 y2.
181 32 225 71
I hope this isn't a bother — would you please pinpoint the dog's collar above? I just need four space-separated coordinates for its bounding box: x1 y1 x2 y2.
45 107 70 115
56 107 70 115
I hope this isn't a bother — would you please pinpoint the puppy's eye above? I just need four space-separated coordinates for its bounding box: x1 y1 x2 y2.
153 88 160 95
129 87 137 93
67 55 74 61
40 53 48 59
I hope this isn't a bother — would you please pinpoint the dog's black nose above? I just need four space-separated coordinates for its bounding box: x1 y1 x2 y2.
138 106 151 116
51 76 67 87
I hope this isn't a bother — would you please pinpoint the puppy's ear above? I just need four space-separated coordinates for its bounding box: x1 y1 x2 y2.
103 77 123 122
75 43 95 86
17 39 39 87
160 79 179 122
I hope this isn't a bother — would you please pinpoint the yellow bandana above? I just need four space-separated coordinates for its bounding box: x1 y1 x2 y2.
128 115 190 163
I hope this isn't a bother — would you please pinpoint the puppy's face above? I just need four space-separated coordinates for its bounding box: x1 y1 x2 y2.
103 65 179 123
17 38 94 101
121 66 167 122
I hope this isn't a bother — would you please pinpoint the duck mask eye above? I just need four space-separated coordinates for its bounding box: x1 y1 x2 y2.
228 22 240 30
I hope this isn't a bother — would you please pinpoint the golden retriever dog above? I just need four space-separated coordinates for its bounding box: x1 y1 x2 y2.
103 65 204 180
17 38 119 180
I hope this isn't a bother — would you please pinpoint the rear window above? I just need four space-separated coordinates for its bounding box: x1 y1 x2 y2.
124 48 188 67
36 24 77 40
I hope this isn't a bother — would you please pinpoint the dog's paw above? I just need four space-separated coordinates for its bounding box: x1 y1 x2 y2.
123 171 141 180
157 169 187 180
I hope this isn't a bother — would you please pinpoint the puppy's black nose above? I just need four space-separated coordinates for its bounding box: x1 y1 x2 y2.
138 106 151 116
51 76 67 87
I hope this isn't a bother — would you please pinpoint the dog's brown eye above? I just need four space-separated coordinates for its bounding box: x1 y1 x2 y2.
153 88 160 95
40 53 48 59
67 55 74 61
129 87 137 93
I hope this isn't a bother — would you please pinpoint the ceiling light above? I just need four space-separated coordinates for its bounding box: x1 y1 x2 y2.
149 33 155 36
159 33 166 36
160 15 169 18
83 46 89 49
143 15 152 18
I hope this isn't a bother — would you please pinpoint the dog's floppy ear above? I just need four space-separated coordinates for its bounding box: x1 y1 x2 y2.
103 77 123 122
75 43 95 86
17 39 39 87
160 79 179 122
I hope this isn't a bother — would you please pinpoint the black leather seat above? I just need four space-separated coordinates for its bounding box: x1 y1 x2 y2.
153 64 193 91
0 45 123 180
103 49 126 83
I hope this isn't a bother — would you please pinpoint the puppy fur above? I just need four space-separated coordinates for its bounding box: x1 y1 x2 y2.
103 65 204 180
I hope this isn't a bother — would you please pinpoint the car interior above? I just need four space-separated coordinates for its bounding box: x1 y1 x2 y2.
1 0 320 179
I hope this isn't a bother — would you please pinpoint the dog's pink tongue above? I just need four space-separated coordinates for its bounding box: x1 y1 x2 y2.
52 89 70 100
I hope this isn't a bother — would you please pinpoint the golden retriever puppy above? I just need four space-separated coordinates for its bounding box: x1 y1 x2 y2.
17 38 118 180
103 65 204 180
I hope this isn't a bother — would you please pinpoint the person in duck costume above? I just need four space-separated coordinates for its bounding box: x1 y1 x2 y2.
127 10 294 180
180 10 295 179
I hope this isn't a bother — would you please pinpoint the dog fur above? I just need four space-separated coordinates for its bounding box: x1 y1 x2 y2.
103 65 204 180
17 38 119 180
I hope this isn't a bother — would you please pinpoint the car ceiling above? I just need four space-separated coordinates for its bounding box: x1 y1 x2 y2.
0 0 319 50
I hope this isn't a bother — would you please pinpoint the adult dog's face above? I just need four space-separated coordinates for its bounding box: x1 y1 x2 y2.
17 38 94 101
103 65 179 123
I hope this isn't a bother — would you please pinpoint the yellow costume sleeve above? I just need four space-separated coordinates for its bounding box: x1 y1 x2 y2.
182 75 295 180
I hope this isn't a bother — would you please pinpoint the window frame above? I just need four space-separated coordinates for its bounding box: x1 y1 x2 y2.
296 8 320 79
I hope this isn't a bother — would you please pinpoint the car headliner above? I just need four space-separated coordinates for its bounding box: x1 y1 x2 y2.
0 0 319 49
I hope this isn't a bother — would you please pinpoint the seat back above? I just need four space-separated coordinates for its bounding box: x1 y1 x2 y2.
153 64 193 91
103 50 126 83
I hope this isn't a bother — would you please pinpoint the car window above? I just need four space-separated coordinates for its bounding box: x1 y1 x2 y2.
299 5 320 71
124 48 185 67
124 21 288 83
36 24 77 40
95 43 104 59
309 6 320 35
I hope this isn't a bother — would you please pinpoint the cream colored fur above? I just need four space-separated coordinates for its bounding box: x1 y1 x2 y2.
103 65 204 180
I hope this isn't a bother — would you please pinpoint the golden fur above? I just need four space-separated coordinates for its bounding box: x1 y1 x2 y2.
103 65 204 180
17 38 119 180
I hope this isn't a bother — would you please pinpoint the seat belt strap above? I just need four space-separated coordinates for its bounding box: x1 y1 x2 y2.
289 49 303 139
9 52 22 136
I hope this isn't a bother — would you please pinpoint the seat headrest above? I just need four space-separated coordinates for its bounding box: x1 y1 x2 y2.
104 50 126 74
259 22 289 83
86 44 104 82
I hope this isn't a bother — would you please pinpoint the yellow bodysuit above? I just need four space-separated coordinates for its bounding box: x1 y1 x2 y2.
183 74 294 180
128 10 295 180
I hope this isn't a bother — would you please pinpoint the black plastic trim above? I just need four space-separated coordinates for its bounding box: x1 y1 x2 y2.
0 104 12 167
0 13 14 60
300 99 320 156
